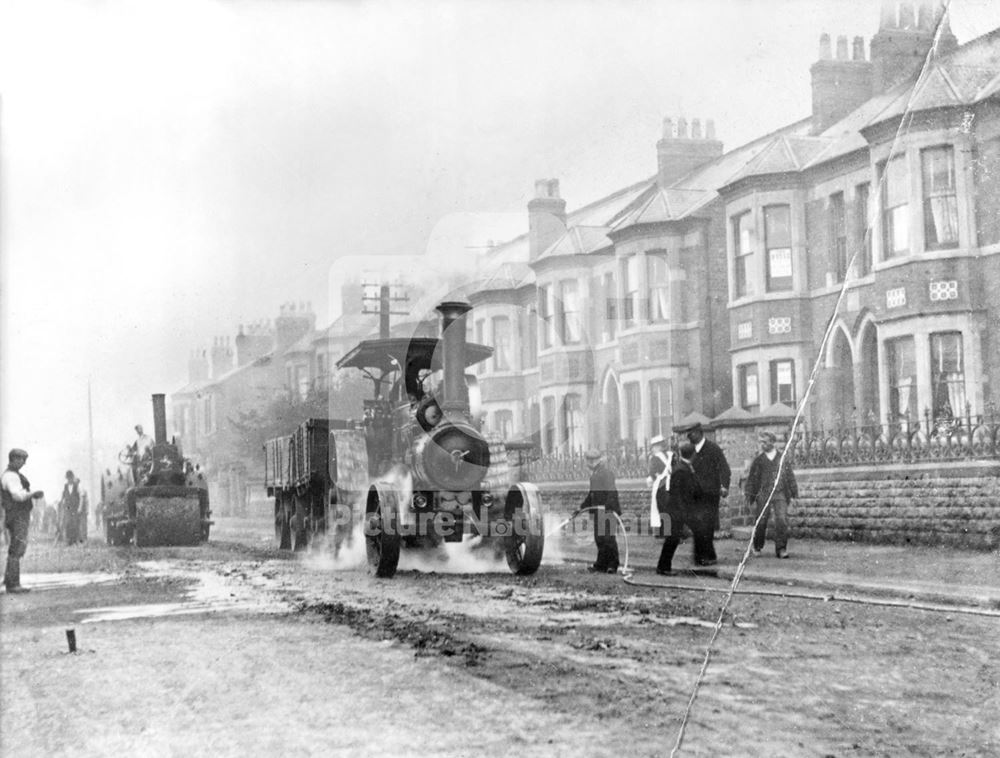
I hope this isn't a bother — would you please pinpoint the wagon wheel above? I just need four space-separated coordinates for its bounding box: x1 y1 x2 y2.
365 485 400 578
275 496 292 550
291 492 309 551
504 483 545 575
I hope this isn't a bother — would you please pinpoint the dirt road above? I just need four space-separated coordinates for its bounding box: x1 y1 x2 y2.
2 519 997 757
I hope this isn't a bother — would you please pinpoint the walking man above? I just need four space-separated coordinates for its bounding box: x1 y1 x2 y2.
744 431 798 558
580 450 620 574
2 449 44 593
655 442 704 574
673 421 730 566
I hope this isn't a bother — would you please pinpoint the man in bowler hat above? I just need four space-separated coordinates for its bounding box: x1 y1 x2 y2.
580 450 620 573
672 421 730 565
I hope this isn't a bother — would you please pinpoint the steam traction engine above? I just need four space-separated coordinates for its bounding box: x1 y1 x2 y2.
264 300 544 578
102 394 212 547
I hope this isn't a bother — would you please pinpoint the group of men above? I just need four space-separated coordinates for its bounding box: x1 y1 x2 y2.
580 422 798 575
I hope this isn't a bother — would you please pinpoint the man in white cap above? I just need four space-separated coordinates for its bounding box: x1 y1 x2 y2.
646 435 672 534
2 448 44 593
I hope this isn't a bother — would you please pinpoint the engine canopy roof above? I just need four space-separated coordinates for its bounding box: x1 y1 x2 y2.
336 337 492 374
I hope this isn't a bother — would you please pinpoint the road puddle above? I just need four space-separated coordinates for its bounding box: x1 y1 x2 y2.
76 561 289 624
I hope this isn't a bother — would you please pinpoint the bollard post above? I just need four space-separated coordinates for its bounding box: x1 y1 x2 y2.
66 629 77 653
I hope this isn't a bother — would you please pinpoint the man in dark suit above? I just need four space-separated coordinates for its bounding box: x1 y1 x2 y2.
655 442 703 574
580 450 620 574
673 421 730 565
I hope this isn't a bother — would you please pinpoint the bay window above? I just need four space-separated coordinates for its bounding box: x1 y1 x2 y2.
602 272 617 340
769 359 795 406
855 183 872 276
881 155 909 259
922 145 959 250
930 332 965 420
886 337 917 421
733 211 753 298
764 205 793 292
559 280 581 344
492 316 512 372
624 382 641 444
621 256 640 328
830 192 847 283
738 363 760 413
538 286 555 349
542 396 555 452
649 380 673 438
562 394 583 452
647 252 670 322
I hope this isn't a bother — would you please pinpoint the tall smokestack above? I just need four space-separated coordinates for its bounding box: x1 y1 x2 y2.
152 394 167 444
436 301 472 414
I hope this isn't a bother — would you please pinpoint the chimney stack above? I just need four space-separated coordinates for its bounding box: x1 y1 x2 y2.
527 179 567 261
656 115 723 188
870 0 956 94
188 349 209 383
235 321 274 367
810 32 873 134
274 301 317 353
209 336 233 379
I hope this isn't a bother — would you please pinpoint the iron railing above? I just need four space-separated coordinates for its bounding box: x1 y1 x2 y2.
514 443 652 482
791 406 1000 468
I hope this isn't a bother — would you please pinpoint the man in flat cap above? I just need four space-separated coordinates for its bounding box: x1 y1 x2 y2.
673 421 731 565
744 431 798 558
579 450 620 573
2 449 44 593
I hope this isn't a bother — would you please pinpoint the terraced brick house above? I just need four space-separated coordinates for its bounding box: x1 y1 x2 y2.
471 0 1000 455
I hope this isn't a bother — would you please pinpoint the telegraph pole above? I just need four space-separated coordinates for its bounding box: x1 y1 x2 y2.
88 378 96 528
361 277 408 338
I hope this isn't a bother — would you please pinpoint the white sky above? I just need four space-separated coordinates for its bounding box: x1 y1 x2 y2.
2 0 999 494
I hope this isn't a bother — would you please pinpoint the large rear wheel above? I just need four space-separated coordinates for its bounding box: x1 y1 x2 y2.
365 485 400 578
504 483 545 575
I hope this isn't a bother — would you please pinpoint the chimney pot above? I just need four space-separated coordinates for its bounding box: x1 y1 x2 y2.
662 117 673 138
852 36 865 61
836 35 848 61
898 1 915 29
819 33 832 60
880 1 896 28
691 118 702 139
917 1 933 30
706 119 716 140
677 117 688 138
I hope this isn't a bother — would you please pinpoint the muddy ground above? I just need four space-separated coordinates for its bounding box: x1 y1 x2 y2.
2 518 998 758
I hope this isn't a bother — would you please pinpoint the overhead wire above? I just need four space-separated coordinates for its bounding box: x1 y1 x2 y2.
666 5 963 754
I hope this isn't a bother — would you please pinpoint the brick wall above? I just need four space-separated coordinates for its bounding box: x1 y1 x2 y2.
793 462 1000 549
